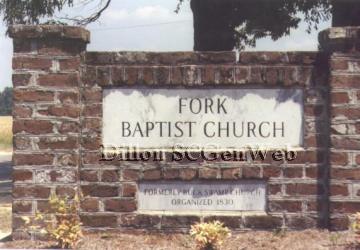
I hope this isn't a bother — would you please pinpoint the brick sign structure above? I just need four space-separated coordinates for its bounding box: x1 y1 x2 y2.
8 25 360 239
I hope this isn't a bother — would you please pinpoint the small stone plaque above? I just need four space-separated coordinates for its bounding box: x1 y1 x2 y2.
138 181 266 212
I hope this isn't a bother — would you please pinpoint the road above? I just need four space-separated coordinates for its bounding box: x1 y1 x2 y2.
0 153 12 204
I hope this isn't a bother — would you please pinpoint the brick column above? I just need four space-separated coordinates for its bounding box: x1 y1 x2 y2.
319 27 360 230
8 25 89 239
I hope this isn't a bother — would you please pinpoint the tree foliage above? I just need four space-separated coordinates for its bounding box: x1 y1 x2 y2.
0 87 12 116
0 0 111 26
0 0 360 51
190 0 332 50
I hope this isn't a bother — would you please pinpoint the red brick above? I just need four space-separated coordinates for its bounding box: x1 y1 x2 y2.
304 104 324 117
307 201 324 212
58 153 78 166
331 202 360 214
332 106 360 120
330 152 348 166
59 121 80 133
13 90 54 102
330 60 348 71
218 66 234 84
13 201 32 213
235 66 249 84
163 169 180 179
161 216 200 228
332 137 360 150
179 169 197 180
13 120 53 134
13 105 32 118
283 167 303 178
304 135 325 148
97 67 110 86
13 186 50 198
331 168 360 180
82 66 97 86
82 152 102 165
244 215 282 229
55 186 75 198
330 217 349 230
81 215 117 227
120 214 160 227
201 66 216 84
268 184 282 195
82 118 101 132
153 67 170 84
331 92 350 104
111 67 125 85
13 170 32 182
13 153 54 165
58 91 79 104
80 170 98 182
242 167 261 179
36 200 52 213
38 73 79 87
305 167 323 179
13 57 51 70
82 136 101 150
14 137 31 150
222 168 241 179
286 183 323 195
143 169 161 180
38 137 78 150
80 198 99 212
290 151 323 164
122 169 140 181
12 73 31 87
59 57 80 70
82 89 102 103
38 105 80 118
262 167 281 178
102 170 119 182
83 104 102 117
81 185 118 197
332 75 360 89
356 154 360 165
269 200 302 212
199 168 218 179
330 185 349 196
122 183 137 197
286 216 317 229
104 199 137 212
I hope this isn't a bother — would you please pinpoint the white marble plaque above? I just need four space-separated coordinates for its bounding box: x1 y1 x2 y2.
138 181 266 212
103 88 303 150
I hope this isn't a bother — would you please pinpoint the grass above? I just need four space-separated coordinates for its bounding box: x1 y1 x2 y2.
0 116 12 152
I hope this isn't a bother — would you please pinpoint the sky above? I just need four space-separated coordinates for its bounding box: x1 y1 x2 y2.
0 0 331 91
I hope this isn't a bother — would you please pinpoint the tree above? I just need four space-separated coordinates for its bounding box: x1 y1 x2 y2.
1 0 360 51
332 1 360 27
187 0 360 50
0 87 12 116
0 0 111 26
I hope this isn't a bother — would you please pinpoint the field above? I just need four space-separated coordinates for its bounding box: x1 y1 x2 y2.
0 116 12 151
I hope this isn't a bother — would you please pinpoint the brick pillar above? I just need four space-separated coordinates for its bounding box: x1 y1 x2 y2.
8 25 89 239
319 27 360 230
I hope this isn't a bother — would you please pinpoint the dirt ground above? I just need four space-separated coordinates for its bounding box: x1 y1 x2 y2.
1 230 360 250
